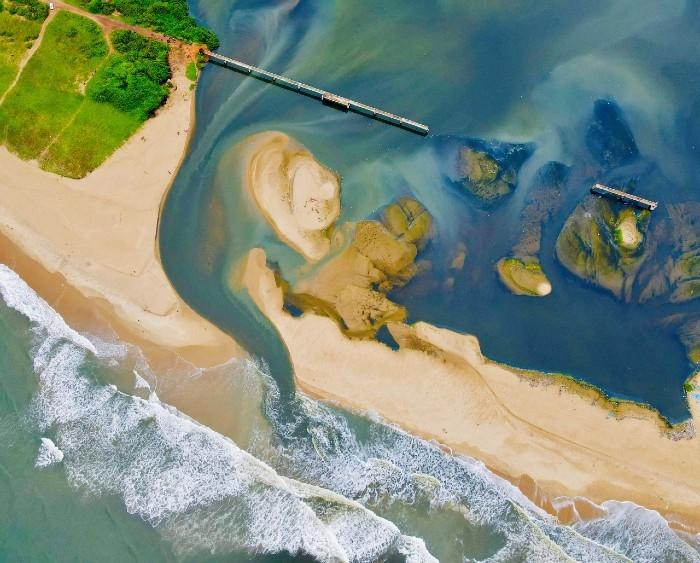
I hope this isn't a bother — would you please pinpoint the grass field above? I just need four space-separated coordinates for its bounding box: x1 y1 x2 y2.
0 11 108 161
0 10 174 178
42 29 171 177
0 6 45 98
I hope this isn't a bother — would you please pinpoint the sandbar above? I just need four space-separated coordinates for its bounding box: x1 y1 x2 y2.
243 246 700 532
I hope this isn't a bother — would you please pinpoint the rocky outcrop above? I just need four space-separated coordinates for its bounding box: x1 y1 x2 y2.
555 197 650 299
637 203 700 304
497 257 552 297
285 198 433 338
585 100 639 169
453 139 533 204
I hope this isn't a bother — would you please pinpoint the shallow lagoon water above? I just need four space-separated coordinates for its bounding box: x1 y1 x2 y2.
163 0 700 420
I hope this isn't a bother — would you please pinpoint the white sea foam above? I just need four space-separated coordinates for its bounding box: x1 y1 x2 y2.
35 437 64 468
257 367 700 563
0 265 97 357
2 263 697 562
0 264 436 562
573 501 700 563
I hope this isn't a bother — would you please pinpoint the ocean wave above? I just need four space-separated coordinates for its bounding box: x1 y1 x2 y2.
35 437 64 468
256 362 700 562
2 263 698 562
0 264 435 562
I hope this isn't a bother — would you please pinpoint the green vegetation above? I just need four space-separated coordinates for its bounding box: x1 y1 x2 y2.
0 1 45 97
684 381 694 393
2 0 48 21
88 29 170 120
0 11 173 178
66 0 219 48
0 11 108 160
185 60 197 81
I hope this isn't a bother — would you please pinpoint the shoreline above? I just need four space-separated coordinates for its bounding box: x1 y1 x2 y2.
243 246 700 533
0 45 242 369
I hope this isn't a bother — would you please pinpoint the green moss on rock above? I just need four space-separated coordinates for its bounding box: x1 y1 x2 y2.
555 198 649 299
497 257 552 297
458 148 513 203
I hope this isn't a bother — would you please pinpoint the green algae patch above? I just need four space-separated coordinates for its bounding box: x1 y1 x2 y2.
458 148 514 203
555 198 650 300
497 257 552 297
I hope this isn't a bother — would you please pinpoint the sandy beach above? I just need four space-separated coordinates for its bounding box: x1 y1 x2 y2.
0 44 241 368
243 247 700 532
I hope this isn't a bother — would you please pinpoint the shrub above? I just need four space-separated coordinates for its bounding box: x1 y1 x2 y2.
87 30 170 120
71 0 218 48
6 0 48 21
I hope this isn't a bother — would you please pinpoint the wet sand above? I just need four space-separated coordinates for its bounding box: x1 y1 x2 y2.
243 247 700 532
0 48 241 368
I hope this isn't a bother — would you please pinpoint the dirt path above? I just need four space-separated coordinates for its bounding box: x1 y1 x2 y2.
49 0 199 54
0 9 57 106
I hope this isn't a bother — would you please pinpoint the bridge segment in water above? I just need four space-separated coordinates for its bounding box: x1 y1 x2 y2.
202 50 430 136
590 183 658 210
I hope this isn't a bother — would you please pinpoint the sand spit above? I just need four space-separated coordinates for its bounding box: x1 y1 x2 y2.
243 131 340 262
243 247 700 532
0 48 241 367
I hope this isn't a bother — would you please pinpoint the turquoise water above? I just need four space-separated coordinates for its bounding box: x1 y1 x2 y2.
163 0 700 421
1 264 698 561
3 0 700 561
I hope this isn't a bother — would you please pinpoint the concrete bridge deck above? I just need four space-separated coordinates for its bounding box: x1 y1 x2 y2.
203 50 429 136
591 183 658 210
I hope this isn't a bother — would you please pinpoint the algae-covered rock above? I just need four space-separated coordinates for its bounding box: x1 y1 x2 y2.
680 316 700 365
454 139 533 204
382 197 433 250
513 161 570 258
586 100 639 169
614 208 644 251
285 198 433 338
555 197 650 299
638 203 700 304
496 257 552 297
352 221 418 279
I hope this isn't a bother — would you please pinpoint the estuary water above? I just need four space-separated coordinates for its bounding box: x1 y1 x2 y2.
162 0 700 421
3 0 700 561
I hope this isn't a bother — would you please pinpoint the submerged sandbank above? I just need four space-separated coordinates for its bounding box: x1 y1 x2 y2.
0 48 241 368
243 247 700 532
